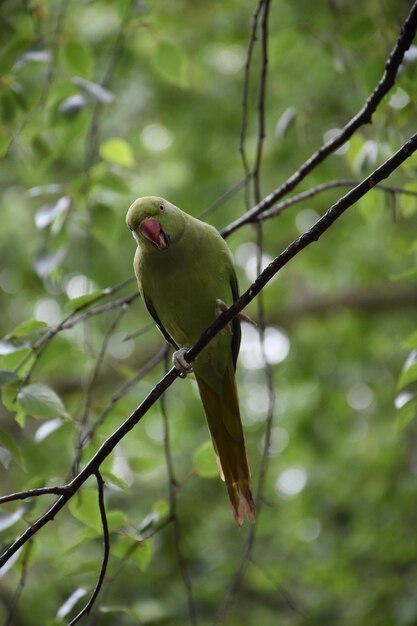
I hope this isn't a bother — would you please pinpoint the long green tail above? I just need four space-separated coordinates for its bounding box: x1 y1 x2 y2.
195 360 256 525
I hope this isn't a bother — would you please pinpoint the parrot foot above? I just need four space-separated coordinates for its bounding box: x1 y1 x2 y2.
173 348 193 378
215 299 257 327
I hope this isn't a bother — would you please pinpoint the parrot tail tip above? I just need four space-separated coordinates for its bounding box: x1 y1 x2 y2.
227 481 256 526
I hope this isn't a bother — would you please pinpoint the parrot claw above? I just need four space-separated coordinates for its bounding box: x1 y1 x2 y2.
215 299 257 327
173 348 193 377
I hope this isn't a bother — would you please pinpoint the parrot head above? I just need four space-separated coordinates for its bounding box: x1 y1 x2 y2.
126 196 186 252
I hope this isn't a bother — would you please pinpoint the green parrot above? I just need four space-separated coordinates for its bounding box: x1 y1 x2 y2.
126 196 255 525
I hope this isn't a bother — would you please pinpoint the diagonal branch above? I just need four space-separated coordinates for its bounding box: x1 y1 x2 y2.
221 0 417 238
1 131 417 569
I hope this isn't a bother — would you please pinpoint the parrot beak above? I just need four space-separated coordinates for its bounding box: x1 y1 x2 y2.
139 218 169 250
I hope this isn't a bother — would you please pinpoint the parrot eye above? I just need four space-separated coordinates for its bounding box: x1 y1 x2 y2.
159 204 164 213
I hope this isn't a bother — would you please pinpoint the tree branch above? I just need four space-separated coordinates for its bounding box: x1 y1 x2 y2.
161 353 198 626
221 0 417 237
257 179 417 223
66 471 109 626
222 1 275 615
0 486 69 506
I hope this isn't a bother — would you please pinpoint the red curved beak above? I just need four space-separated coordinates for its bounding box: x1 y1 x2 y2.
139 218 169 250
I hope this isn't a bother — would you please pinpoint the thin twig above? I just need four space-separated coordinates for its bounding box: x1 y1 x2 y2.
73 306 131 475
78 344 168 451
240 0 264 208
257 179 417 223
83 0 134 173
198 178 247 220
3 0 67 159
1 130 415 570
122 322 154 342
252 0 270 202
221 0 417 237
87 516 174 626
67 471 110 626
3 541 32 626
161 352 198 626
13 281 136 384
0 486 69 506
221 1 275 618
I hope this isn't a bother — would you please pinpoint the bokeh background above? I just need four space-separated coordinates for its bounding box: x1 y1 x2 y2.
1 1 417 625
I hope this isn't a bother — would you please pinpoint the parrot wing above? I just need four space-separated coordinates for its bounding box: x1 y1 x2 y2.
229 270 241 371
142 293 179 350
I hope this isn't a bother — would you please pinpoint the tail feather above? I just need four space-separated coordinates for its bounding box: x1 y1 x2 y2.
195 360 256 526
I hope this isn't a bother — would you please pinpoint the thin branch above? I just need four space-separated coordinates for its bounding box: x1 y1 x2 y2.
83 0 134 174
252 0 270 202
0 486 69 506
39 0 68 106
240 0 264 207
87 516 174 626
221 0 275 616
3 0 67 160
1 132 417 569
3 541 32 626
198 178 247 220
257 179 417 223
221 0 417 237
73 306 131 475
60 293 138 332
13 280 136 382
161 353 198 626
122 322 154 343
78 343 168 450
67 471 110 626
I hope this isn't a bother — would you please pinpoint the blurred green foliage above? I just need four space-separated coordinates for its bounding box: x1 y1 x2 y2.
1 1 417 625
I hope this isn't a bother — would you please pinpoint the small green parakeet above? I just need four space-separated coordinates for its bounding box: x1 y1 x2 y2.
126 196 255 525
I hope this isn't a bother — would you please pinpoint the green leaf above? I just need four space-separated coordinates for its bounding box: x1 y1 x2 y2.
73 76 114 104
0 348 31 372
107 510 127 533
101 470 130 491
403 330 417 350
0 370 19 386
193 440 218 478
91 203 121 246
397 352 417 391
154 40 186 86
394 402 416 433
99 138 135 168
69 489 126 534
0 340 28 355
56 588 87 620
91 165 130 192
63 41 93 77
0 446 12 469
64 288 107 311
17 384 68 419
153 498 169 520
132 538 153 572
7 320 48 338
35 196 71 230
2 383 20 412
0 428 25 468
68 489 103 534
275 106 297 138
